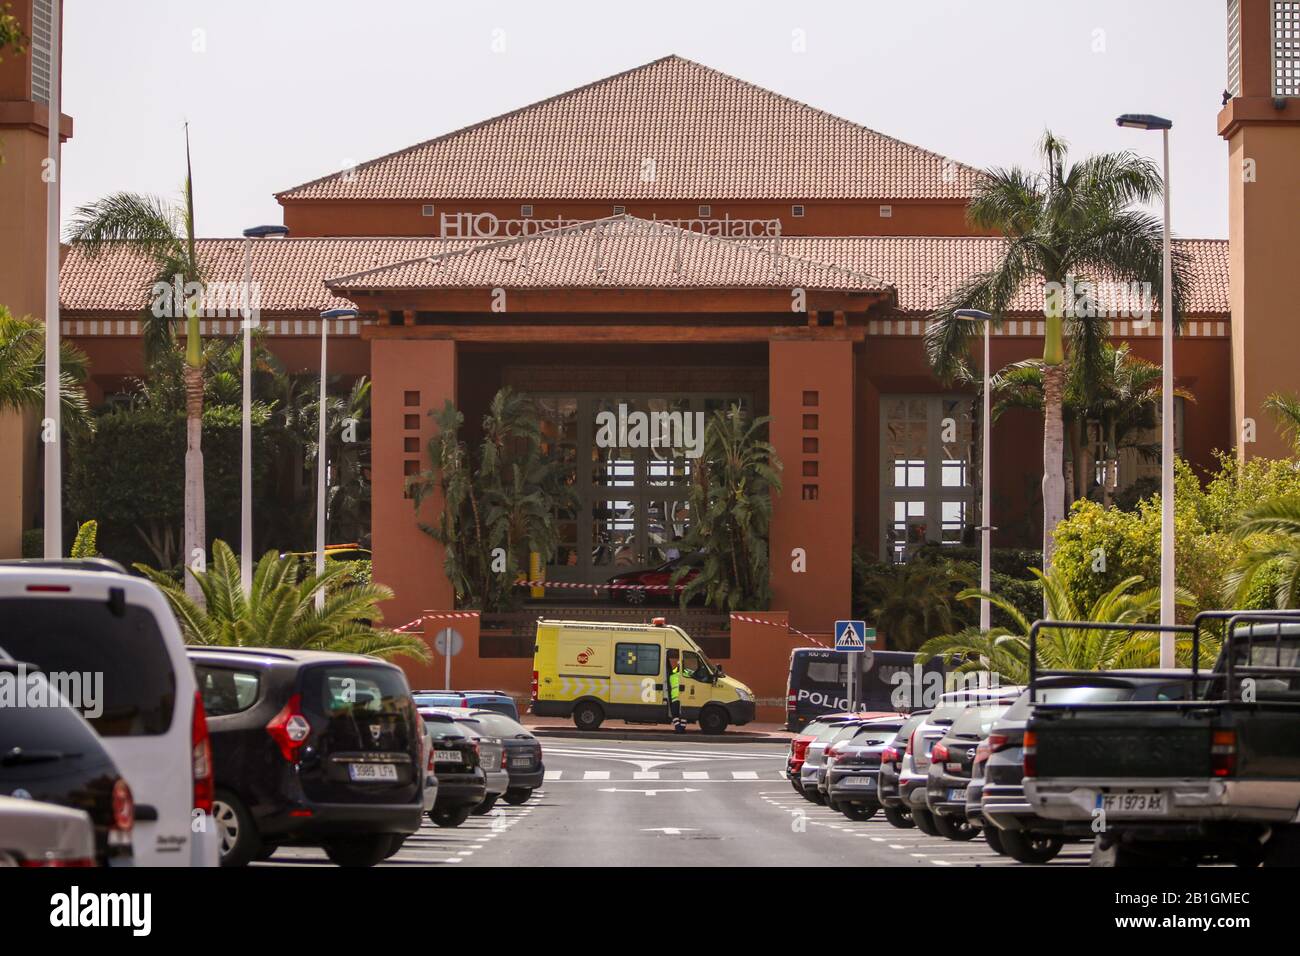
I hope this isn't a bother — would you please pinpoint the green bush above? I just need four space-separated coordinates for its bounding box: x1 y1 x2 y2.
21 528 42 558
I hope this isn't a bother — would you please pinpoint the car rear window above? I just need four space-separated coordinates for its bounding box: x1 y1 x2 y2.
195 665 261 717
422 715 471 739
853 723 903 743
469 712 527 737
0 671 105 754
950 703 1009 736
0 597 176 737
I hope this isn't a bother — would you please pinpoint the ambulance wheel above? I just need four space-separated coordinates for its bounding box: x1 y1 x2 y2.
699 707 728 735
573 701 605 731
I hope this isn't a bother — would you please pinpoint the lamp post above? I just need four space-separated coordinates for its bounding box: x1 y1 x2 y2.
239 225 289 594
315 308 359 609
43 0 62 558
956 309 994 633
1117 113 1175 667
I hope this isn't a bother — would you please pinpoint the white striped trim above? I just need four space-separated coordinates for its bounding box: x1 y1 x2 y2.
865 317 1229 338
60 317 370 337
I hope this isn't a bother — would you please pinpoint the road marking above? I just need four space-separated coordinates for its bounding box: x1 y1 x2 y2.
641 827 698 835
544 770 563 780
583 770 611 780
597 787 700 796
633 771 660 780
683 771 709 780
731 770 759 780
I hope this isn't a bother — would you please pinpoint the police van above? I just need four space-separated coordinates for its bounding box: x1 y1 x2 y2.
532 618 756 734
784 647 943 731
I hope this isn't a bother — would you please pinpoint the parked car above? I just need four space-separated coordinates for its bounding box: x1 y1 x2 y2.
925 699 1015 841
798 713 896 802
983 673 1195 864
413 690 520 720
785 647 942 731
1023 615 1298 867
825 716 907 820
605 552 702 605
786 714 862 791
878 711 931 828
451 709 544 804
0 559 217 866
965 737 1003 853
903 687 1020 836
0 795 98 867
0 659 134 865
189 647 425 867
419 707 509 813
418 710 488 827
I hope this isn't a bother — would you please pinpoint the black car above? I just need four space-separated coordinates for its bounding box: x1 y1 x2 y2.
824 717 906 820
924 700 1013 841
419 711 488 827
0 660 134 865
877 710 930 828
456 709 545 805
189 648 424 867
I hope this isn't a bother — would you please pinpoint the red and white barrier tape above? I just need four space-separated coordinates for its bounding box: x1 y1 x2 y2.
732 613 829 649
393 610 481 634
514 579 684 592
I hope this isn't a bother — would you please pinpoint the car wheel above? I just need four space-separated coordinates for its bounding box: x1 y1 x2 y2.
698 707 728 735
932 811 978 841
1003 829 1065 864
841 803 877 822
471 795 499 816
429 805 472 828
1263 825 1300 867
211 790 261 868
623 587 647 606
983 825 1007 855
502 788 532 806
383 834 408 859
912 808 940 836
883 805 914 829
254 843 280 862
808 789 827 806
323 834 393 868
573 700 605 731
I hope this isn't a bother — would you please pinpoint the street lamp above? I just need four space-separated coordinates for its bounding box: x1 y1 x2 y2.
315 308 359 609
239 224 289 594
1117 113 1176 667
956 309 994 633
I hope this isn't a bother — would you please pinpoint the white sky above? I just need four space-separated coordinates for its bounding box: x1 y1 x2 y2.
62 0 1231 238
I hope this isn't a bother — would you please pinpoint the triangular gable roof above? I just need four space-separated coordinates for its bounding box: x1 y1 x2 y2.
278 55 982 202
324 214 893 294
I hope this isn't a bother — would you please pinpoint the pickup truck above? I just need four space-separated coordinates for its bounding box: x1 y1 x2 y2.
1023 612 1300 867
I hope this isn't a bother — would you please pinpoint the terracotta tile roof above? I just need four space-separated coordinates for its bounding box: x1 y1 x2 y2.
276 55 982 202
326 215 890 293
60 229 1228 320
59 238 470 314
776 236 1229 317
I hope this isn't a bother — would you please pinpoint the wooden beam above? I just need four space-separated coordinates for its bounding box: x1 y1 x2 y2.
362 324 867 344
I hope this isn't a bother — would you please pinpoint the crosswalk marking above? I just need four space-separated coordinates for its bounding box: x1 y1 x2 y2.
731 770 759 780
583 770 611 780
683 771 709 780
633 771 660 780
545 770 563 781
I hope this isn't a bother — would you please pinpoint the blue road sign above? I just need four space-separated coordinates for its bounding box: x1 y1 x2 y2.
834 619 868 652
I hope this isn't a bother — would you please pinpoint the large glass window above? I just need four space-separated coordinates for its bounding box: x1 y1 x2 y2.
880 395 975 563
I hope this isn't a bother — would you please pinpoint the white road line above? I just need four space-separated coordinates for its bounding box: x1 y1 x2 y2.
633 771 660 780
683 771 709 780
731 770 759 780
544 770 563 780
583 770 611 780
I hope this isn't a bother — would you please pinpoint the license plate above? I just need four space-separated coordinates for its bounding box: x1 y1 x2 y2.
510 758 532 768
948 787 968 801
843 777 873 787
1099 791 1167 815
348 763 398 782
434 750 462 763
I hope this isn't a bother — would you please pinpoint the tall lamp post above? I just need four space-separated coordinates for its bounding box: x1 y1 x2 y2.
239 225 289 593
315 308 359 609
1117 113 1175 667
43 0 63 558
956 309 994 633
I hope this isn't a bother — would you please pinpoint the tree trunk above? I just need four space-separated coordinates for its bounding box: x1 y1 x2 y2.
183 361 205 603
1041 363 1067 573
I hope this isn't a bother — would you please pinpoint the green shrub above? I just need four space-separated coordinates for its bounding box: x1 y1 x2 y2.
21 528 42 558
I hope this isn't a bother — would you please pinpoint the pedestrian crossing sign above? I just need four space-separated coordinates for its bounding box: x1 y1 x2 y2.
834 620 872 651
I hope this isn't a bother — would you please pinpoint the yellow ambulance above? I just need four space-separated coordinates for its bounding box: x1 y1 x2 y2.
530 618 756 733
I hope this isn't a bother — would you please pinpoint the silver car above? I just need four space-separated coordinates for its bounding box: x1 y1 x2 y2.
0 795 97 867
420 707 509 813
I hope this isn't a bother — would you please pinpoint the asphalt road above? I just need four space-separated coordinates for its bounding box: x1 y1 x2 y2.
261 737 1094 867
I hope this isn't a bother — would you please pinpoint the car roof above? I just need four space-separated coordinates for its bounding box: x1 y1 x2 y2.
186 646 398 667
0 558 130 574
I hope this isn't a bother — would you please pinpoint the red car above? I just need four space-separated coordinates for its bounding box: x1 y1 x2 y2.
605 553 702 605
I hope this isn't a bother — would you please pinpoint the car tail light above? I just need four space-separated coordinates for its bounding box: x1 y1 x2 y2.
1023 729 1037 778
111 777 135 831
500 747 508 770
974 741 991 766
531 670 539 701
787 693 797 712
908 729 919 756
880 746 899 765
1211 729 1237 777
20 855 94 867
266 693 311 763
192 691 214 814
987 732 1011 753
932 742 949 762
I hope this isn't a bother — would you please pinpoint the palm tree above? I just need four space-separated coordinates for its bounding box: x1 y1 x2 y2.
926 132 1189 570
136 540 430 661
915 570 1202 683
1226 497 1300 609
854 556 973 652
1264 392 1300 453
0 306 90 426
66 128 207 599
675 405 782 611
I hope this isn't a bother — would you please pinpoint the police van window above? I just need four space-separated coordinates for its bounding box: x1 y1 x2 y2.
805 660 844 685
615 643 660 676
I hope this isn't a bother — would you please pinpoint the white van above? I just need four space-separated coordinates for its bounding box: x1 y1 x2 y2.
0 560 218 866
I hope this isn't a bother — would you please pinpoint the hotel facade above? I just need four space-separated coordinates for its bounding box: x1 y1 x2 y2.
3 1 1298 706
